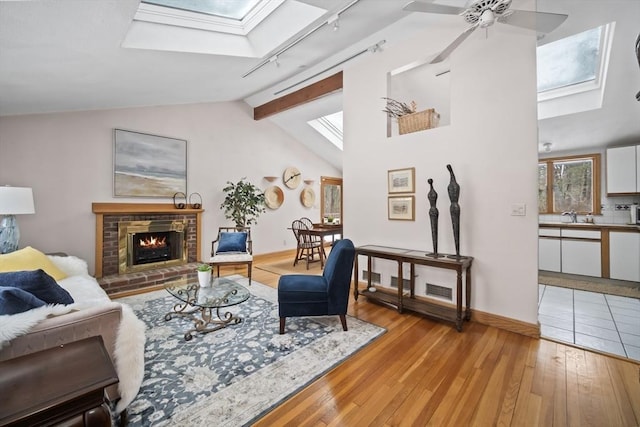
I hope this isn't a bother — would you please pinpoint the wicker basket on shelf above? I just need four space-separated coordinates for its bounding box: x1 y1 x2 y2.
397 109 440 135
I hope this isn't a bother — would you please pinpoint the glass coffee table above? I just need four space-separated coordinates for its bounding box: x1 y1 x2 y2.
164 277 250 340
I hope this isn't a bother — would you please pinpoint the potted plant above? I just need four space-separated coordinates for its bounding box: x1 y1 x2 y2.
196 264 212 288
220 178 266 228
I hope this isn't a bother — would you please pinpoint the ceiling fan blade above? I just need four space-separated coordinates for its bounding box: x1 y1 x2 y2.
497 9 568 33
430 24 479 64
402 1 466 15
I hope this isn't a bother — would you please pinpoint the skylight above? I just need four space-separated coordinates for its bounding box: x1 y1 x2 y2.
142 0 261 20
537 22 615 120
308 112 343 150
537 26 602 93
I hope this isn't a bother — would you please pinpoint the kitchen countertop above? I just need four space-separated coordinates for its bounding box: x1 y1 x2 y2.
539 222 640 231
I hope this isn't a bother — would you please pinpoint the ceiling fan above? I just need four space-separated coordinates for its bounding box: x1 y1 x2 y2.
403 0 568 63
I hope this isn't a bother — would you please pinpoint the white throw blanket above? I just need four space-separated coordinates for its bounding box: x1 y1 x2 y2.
0 256 146 413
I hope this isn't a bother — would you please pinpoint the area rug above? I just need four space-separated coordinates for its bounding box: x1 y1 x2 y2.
539 273 640 299
114 275 385 426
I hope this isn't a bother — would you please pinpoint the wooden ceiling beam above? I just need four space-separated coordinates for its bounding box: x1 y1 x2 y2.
253 71 343 120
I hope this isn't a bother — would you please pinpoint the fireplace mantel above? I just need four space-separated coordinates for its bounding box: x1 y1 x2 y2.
92 203 204 215
92 203 204 278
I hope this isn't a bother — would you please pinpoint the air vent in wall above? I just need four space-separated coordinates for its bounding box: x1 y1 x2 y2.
362 270 381 284
426 283 452 300
390 276 411 290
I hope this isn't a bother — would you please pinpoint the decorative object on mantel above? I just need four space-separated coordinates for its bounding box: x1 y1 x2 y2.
263 176 278 182
426 178 441 258
173 192 186 209
220 178 266 227
0 186 35 254
446 164 467 260
189 192 202 209
113 129 187 197
300 187 315 208
283 167 301 189
303 179 315 185
264 186 284 210
382 98 439 135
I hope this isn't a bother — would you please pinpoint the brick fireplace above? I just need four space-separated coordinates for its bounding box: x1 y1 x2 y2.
92 203 204 295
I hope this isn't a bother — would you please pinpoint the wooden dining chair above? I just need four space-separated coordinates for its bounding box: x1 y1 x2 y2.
291 219 324 270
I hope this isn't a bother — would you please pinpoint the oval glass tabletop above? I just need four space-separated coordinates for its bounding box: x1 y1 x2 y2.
165 277 250 309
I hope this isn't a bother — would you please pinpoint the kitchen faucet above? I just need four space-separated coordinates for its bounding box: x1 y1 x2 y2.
562 209 577 223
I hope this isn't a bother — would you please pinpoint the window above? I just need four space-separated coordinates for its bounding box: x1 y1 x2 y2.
538 154 601 215
142 0 261 19
307 111 343 150
536 23 615 120
537 26 602 93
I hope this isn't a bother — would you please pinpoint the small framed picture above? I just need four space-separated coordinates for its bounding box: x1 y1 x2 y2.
388 167 415 193
388 196 415 221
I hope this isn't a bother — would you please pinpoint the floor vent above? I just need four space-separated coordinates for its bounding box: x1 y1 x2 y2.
390 276 411 290
362 270 381 284
426 283 452 300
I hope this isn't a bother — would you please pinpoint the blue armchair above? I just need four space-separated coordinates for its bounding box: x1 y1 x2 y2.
278 239 355 334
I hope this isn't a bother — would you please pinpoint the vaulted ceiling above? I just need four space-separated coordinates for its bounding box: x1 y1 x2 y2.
1 0 638 164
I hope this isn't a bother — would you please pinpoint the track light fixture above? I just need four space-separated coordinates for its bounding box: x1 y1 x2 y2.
242 0 361 78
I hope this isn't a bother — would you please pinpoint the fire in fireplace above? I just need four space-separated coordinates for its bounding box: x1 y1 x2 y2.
118 220 188 274
133 232 173 265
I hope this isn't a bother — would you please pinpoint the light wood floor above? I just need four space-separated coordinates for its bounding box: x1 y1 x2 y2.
226 252 640 426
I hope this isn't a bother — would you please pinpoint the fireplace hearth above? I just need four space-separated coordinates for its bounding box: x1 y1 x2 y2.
118 220 188 274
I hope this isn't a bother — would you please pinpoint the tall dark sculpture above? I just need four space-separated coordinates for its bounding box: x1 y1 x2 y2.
446 164 463 259
427 178 441 257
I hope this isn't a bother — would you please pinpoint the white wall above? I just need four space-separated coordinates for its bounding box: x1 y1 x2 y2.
0 101 340 274
342 19 540 324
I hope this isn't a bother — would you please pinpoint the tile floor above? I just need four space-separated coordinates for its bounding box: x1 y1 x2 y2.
538 284 640 362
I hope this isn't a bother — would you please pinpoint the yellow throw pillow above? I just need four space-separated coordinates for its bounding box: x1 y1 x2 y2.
0 246 68 281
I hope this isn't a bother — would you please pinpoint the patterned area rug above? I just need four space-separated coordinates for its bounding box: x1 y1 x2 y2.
115 276 385 426
539 273 640 298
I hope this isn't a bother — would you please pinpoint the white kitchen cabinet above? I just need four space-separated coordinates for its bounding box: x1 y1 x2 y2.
609 232 640 282
561 239 602 277
607 145 638 194
539 237 561 272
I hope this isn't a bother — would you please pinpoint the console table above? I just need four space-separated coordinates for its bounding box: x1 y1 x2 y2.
0 336 118 426
353 245 473 331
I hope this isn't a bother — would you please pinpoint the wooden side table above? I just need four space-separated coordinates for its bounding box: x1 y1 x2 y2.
0 336 119 426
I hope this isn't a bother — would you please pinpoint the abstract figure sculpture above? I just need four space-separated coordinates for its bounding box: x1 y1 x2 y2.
446 164 463 259
427 178 440 257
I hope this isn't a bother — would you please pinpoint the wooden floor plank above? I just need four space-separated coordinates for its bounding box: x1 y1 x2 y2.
214 255 640 427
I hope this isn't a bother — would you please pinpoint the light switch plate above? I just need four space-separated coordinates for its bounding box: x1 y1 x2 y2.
511 203 526 216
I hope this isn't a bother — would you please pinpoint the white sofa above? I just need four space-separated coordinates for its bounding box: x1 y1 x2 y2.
0 254 146 414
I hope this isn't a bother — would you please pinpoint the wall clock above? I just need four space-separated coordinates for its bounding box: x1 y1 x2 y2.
283 167 301 189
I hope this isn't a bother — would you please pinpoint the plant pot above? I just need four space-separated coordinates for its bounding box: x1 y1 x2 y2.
198 269 212 287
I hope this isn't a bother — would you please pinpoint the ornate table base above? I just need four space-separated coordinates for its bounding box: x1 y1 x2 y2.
165 302 242 341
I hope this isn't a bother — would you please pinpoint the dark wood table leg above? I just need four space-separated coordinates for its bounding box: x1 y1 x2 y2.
456 267 463 332
397 261 403 313
353 254 360 301
465 265 472 321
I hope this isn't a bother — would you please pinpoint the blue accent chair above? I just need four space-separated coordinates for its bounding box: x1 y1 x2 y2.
278 238 355 334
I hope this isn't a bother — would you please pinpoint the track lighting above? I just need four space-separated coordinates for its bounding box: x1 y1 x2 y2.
242 0 362 78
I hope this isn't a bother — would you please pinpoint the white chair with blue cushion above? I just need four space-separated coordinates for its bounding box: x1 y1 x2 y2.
209 227 253 285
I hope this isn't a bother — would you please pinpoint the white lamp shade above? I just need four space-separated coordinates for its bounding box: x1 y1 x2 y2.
0 186 35 215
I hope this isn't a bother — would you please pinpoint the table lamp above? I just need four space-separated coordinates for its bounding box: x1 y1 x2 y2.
0 186 35 254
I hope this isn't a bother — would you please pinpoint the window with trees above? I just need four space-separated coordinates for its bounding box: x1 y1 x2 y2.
538 154 601 214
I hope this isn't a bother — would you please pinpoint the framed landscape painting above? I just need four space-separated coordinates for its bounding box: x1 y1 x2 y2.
388 167 415 193
113 129 187 197
388 196 415 221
